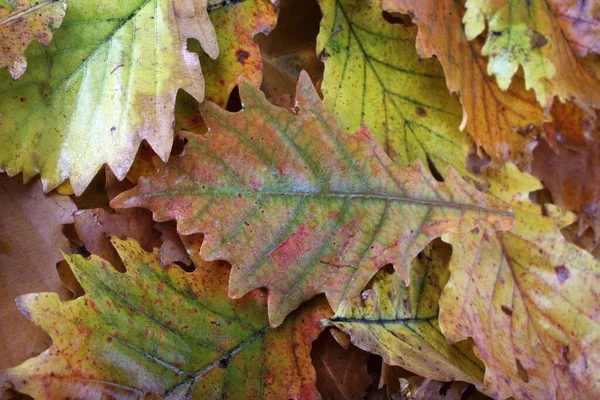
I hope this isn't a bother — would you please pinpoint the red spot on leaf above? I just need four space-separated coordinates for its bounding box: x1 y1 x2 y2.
236 49 250 64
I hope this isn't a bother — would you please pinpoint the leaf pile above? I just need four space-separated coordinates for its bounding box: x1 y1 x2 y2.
1 0 599 399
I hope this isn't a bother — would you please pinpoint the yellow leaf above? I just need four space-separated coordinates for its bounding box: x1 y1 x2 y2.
0 0 66 79
441 164 600 399
463 0 600 109
325 242 485 388
382 0 545 166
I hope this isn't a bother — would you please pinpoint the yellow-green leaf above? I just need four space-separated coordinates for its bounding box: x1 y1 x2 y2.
441 164 600 399
463 0 600 109
0 0 218 195
1 236 330 399
0 0 66 79
382 0 545 166
325 242 485 387
316 0 474 176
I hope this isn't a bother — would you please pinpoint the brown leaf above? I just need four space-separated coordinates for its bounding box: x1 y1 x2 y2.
73 208 161 272
312 330 374 400
531 140 600 242
0 175 74 371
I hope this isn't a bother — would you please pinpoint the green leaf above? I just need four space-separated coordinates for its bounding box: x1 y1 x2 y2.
316 0 473 177
325 241 485 387
1 236 330 399
112 72 513 327
0 0 218 195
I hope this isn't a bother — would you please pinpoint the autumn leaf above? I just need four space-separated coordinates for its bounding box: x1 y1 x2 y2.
543 101 600 148
0 0 66 79
316 0 474 177
0 175 75 370
311 330 374 400
440 164 600 399
0 0 219 195
382 0 545 166
197 0 279 107
73 208 161 271
462 0 600 109
324 242 485 387
1 236 330 399
112 72 513 327
531 140 600 243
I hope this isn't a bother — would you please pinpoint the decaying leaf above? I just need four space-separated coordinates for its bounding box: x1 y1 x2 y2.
317 0 474 177
0 0 66 79
257 0 323 100
0 0 219 195
311 330 374 400
462 0 600 109
199 0 279 107
73 208 161 271
155 222 193 267
112 72 513 327
1 237 330 399
441 164 600 399
0 175 74 370
531 140 600 242
382 0 544 165
324 242 485 387
543 101 600 148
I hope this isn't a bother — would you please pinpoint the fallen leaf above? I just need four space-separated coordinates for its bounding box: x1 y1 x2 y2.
0 175 74 371
0 0 219 194
317 0 474 177
73 208 161 271
257 0 323 100
441 164 600 399
382 0 545 166
311 329 374 400
199 0 279 107
531 140 600 242
155 222 193 267
1 236 330 399
0 0 66 79
462 0 600 109
325 242 485 387
112 72 513 327
543 100 600 149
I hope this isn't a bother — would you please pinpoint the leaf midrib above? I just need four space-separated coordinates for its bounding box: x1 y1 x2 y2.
0 0 58 27
152 187 513 217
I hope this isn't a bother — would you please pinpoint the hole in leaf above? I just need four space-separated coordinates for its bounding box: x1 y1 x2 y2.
516 359 529 382
226 86 242 112
426 157 444 182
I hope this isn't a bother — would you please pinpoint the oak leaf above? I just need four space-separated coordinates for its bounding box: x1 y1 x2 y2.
0 0 218 194
462 0 600 109
311 330 374 400
324 242 485 387
198 0 279 107
0 0 66 79
0 175 75 371
317 0 474 177
382 0 545 165
440 164 600 399
531 140 600 243
1 236 330 399
112 72 513 327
